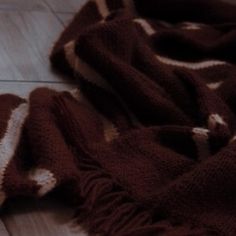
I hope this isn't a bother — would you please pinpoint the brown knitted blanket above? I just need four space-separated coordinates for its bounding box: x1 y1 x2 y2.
1 0 236 235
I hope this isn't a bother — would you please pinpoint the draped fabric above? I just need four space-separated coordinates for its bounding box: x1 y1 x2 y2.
1 0 236 235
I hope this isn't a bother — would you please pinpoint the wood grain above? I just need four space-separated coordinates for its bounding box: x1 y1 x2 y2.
0 11 64 82
44 0 86 13
56 13 74 26
0 0 89 235
2 198 87 236
0 0 48 11
0 0 86 235
0 81 76 98
0 220 9 236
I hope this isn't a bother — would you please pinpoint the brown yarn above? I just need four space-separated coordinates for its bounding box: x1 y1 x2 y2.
1 0 236 235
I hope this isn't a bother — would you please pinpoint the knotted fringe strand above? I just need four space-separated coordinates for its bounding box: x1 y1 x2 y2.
53 94 215 236
74 157 153 235
72 155 217 236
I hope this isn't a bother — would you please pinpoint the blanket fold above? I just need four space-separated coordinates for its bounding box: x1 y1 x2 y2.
1 0 236 235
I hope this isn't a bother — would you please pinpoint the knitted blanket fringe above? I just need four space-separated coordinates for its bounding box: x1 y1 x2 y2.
1 0 236 235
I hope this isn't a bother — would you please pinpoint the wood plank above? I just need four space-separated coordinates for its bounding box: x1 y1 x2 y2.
0 0 48 12
0 81 76 98
0 1 83 235
2 198 87 236
0 220 9 236
44 0 86 13
0 80 80 236
56 13 74 26
0 11 65 82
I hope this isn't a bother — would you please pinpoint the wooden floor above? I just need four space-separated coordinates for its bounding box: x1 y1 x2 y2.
0 0 87 235
0 0 236 235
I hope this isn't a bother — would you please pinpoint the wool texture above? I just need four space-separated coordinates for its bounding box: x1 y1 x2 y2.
1 0 236 235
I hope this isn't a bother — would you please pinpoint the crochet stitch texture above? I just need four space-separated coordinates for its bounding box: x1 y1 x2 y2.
1 0 236 235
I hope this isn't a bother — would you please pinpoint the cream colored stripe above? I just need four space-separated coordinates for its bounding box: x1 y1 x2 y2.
192 128 210 160
132 18 226 69
123 0 137 15
207 81 223 90
158 21 173 28
133 19 156 36
102 118 119 142
0 103 29 205
208 114 227 130
64 41 113 91
156 55 227 70
64 41 141 127
70 89 119 142
29 168 57 197
182 25 201 30
230 135 236 144
94 0 110 19
181 22 202 30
